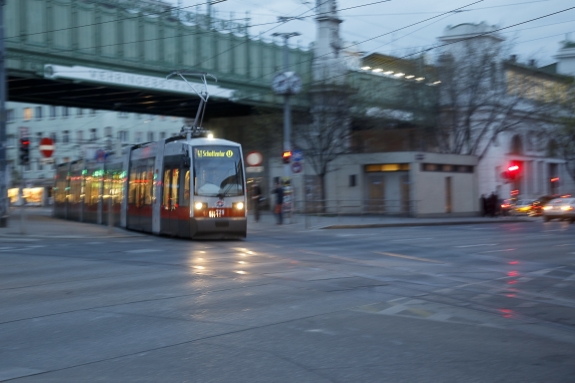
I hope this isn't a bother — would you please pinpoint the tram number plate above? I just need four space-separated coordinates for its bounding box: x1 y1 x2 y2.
208 209 225 218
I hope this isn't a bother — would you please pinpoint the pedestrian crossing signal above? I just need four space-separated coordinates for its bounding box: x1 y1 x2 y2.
19 138 30 165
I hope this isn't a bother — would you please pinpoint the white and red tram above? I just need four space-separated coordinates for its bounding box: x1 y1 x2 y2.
53 131 247 239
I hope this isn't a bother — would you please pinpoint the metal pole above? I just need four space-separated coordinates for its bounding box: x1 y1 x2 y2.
0 1 7 228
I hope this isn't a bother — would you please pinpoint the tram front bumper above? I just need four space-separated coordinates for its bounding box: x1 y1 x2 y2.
191 217 247 239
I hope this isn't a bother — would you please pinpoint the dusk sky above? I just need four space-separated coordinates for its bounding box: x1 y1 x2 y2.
172 0 575 66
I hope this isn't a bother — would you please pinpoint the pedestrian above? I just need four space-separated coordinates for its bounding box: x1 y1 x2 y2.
272 181 284 225
480 194 487 217
488 192 498 217
251 182 262 222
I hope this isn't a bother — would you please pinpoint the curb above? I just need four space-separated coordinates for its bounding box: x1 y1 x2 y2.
322 219 533 229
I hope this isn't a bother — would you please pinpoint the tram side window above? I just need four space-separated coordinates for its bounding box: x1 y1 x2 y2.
128 171 137 205
180 170 190 207
145 158 155 205
163 169 171 208
171 169 179 207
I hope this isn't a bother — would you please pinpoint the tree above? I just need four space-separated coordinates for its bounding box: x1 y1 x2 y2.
435 38 552 160
293 82 354 210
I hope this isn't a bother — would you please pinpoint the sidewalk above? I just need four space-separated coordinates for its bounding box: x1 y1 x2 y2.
0 207 534 239
0 207 142 240
248 210 534 231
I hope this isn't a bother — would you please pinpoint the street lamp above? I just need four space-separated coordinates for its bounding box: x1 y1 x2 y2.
271 32 302 178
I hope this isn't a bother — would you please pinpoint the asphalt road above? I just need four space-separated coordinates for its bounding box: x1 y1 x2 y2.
1 220 575 382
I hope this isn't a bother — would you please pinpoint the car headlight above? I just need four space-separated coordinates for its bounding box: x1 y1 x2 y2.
195 202 207 210
561 205 573 211
233 202 244 210
543 206 552 210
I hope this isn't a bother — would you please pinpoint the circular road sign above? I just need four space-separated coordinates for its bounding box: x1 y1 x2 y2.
246 151 263 166
39 137 55 158
291 161 302 174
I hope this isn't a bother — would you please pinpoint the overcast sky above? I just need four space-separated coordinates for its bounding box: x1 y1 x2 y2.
172 0 574 66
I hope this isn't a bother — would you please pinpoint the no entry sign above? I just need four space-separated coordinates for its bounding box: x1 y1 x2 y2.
39 137 55 158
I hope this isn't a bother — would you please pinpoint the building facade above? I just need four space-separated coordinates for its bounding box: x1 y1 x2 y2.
6 101 186 205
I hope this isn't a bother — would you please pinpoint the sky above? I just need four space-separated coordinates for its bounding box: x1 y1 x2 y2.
172 0 575 67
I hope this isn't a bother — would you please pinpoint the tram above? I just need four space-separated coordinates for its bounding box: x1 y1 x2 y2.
52 71 247 239
53 131 247 239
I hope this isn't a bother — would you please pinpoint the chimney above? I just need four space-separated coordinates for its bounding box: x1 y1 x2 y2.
510 54 517 62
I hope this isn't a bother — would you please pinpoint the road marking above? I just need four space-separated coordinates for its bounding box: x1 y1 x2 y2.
375 251 443 264
391 237 433 242
125 249 161 254
455 243 497 248
478 248 515 253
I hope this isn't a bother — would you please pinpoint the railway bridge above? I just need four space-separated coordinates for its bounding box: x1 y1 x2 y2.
6 0 314 119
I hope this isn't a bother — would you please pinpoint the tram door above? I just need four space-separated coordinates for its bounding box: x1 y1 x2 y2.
161 155 191 236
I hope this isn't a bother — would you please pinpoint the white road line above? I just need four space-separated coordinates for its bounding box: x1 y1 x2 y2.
125 249 161 254
375 251 443 264
478 248 515 253
455 243 498 248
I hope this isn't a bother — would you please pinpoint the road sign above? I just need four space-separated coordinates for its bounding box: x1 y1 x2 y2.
95 149 106 163
39 137 55 158
19 127 29 139
246 151 263 166
292 150 303 162
291 161 302 174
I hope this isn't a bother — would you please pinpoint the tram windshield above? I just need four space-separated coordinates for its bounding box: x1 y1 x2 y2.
193 146 244 197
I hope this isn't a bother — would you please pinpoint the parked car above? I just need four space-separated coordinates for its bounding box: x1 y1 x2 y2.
509 199 535 215
499 199 514 216
542 198 575 222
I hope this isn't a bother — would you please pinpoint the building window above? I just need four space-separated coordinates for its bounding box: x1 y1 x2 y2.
77 108 83 117
49 105 57 118
118 111 128 118
50 132 57 143
62 107 69 118
36 132 42 144
23 107 33 121
37 159 43 171
135 132 143 142
160 132 166 140
89 128 97 141
147 131 154 141
35 106 43 120
118 130 128 142
77 130 84 143
90 109 96 116
7 109 14 123
105 126 112 138
63 130 69 144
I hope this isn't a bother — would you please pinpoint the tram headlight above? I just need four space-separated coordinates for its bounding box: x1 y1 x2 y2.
233 202 244 210
195 202 207 210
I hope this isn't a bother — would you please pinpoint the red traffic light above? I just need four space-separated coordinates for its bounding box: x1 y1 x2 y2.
505 162 521 181
20 139 30 146
282 150 292 164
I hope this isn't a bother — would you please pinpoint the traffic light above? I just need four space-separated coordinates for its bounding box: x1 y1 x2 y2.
505 162 521 181
282 150 292 164
19 138 30 165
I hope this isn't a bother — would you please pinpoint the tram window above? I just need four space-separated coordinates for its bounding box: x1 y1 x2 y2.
171 169 179 206
163 169 171 207
147 158 155 203
128 171 136 204
180 170 190 206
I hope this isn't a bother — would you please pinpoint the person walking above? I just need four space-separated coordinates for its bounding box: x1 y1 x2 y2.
272 181 284 225
251 182 262 222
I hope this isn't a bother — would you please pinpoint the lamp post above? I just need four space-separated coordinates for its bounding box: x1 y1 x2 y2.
0 0 7 227
271 32 301 178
